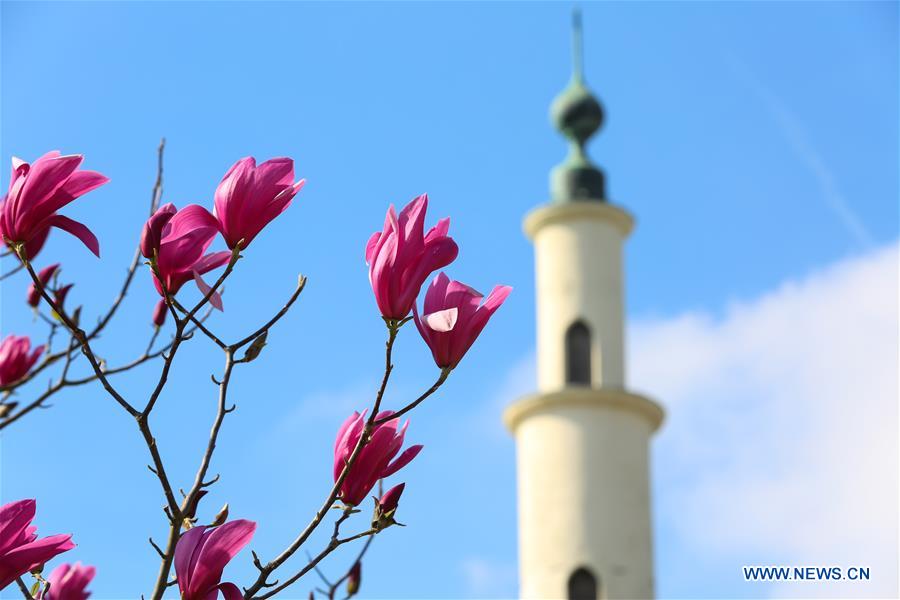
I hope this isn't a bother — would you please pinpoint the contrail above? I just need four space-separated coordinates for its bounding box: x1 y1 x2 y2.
726 55 876 250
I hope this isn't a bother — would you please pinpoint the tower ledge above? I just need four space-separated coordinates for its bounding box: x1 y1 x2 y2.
524 201 634 240
503 387 664 433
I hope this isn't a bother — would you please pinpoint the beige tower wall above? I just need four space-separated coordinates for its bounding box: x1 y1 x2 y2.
506 389 662 599
525 203 634 390
507 201 663 599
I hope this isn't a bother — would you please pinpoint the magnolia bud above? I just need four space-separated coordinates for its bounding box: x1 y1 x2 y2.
141 204 177 259
152 299 167 328
372 483 405 531
346 561 362 597
0 402 18 419
54 284 74 313
242 332 268 363
27 263 60 308
183 490 208 520
211 503 229 527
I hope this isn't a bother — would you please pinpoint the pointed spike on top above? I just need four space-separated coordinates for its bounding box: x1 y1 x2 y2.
572 5 584 82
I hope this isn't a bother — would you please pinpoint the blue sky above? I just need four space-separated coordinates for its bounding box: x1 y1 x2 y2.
1 2 897 599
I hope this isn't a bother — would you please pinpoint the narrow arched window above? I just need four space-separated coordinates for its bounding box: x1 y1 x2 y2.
565 320 592 386
568 567 598 600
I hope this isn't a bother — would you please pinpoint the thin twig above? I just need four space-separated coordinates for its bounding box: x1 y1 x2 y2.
373 368 451 425
230 275 307 350
255 529 378 600
15 250 138 417
244 320 405 597
85 138 166 340
0 262 25 281
148 349 237 599
0 311 211 431
0 140 167 396
15 577 32 599
147 277 307 600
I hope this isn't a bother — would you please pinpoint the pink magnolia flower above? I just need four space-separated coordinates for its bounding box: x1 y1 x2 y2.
365 194 458 320
0 499 75 589
140 203 231 310
0 335 44 386
0 218 50 261
213 156 304 250
0 152 107 257
414 272 512 369
333 411 422 506
174 519 256 600
45 562 95 600
27 263 60 307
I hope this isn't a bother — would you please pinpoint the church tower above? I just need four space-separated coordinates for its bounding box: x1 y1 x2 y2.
503 12 664 600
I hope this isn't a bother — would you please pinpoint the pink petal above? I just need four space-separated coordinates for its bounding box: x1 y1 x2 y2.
254 157 294 190
482 285 513 313
1 532 75 572
18 154 82 212
193 251 232 276
382 444 423 478
174 525 207 594
217 582 243 600
0 499 36 554
424 217 450 241
193 271 223 311
39 170 109 216
189 520 256 596
166 205 219 241
423 307 458 333
422 272 452 315
365 231 381 265
43 214 100 257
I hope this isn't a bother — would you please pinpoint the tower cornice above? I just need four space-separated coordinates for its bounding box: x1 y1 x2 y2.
503 387 664 434
524 201 634 240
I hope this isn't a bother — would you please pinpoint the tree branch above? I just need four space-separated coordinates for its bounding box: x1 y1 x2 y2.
0 139 167 396
243 320 403 597
0 311 212 431
255 526 378 600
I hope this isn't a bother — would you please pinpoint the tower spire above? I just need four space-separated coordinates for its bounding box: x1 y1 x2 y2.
572 6 584 83
550 8 606 203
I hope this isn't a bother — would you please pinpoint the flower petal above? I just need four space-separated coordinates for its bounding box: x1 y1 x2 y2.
43 214 100 257
174 524 208 594
382 444 423 478
189 520 256 596
217 582 243 600
193 271 224 311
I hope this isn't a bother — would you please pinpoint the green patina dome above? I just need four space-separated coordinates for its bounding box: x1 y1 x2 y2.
551 78 604 146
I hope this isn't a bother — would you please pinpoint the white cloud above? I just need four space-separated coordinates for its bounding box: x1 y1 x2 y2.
460 556 518 599
630 243 899 598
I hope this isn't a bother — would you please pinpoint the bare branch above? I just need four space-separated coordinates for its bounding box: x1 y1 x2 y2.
231 275 307 351
85 138 166 340
243 320 403 596
14 577 33 599
254 528 378 600
0 262 25 281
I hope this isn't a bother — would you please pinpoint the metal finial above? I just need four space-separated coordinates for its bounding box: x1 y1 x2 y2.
572 6 584 82
549 6 606 203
